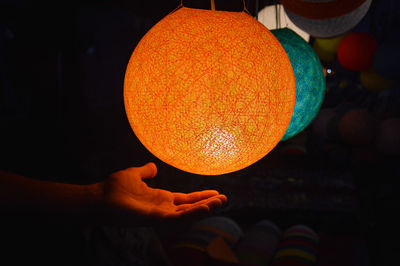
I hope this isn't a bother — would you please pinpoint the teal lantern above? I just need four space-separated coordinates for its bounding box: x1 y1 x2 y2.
272 28 325 141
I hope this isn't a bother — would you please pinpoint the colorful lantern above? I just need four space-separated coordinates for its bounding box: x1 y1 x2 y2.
281 0 372 38
169 216 242 266
271 225 319 266
312 35 345 63
236 220 282 266
124 7 296 175
360 67 395 91
337 32 377 72
272 28 325 141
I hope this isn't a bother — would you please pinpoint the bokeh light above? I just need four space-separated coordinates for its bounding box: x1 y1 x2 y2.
337 32 377 72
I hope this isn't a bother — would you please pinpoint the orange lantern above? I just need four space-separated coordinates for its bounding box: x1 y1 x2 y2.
124 5 296 175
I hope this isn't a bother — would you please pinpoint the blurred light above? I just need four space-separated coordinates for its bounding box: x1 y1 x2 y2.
337 32 377 71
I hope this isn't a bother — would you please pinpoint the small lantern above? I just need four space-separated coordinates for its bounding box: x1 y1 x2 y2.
337 32 377 72
272 28 325 141
360 67 395 91
313 35 345 63
281 0 372 38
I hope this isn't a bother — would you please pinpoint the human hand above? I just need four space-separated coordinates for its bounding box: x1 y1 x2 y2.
101 162 227 226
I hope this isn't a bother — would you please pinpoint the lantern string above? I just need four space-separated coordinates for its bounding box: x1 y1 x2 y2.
242 0 250 14
279 4 282 28
273 1 282 29
211 0 216 11
169 1 183 15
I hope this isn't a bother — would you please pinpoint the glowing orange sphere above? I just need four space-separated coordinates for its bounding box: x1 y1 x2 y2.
124 7 295 175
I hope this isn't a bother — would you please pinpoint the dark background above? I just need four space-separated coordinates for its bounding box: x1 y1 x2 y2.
1 0 399 265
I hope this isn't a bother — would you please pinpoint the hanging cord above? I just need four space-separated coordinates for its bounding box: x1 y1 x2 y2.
277 2 282 28
274 0 283 29
275 0 287 29
168 0 183 15
211 0 216 10
242 0 250 14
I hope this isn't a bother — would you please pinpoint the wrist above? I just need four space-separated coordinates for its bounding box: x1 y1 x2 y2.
81 182 106 225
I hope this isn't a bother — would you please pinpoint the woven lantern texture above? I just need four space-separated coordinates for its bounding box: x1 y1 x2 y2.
281 0 372 38
272 28 325 141
124 7 296 175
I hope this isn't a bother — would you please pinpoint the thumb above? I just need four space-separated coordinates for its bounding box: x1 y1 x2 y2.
138 162 158 179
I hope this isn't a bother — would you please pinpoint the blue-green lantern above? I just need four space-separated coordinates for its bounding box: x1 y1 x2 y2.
272 28 325 141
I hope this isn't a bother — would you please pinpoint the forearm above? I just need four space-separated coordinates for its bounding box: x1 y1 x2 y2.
0 170 105 223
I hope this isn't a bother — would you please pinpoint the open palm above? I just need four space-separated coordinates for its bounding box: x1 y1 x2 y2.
102 163 227 225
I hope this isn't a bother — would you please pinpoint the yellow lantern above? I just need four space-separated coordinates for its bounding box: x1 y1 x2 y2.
124 5 295 175
360 67 396 92
313 35 345 63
